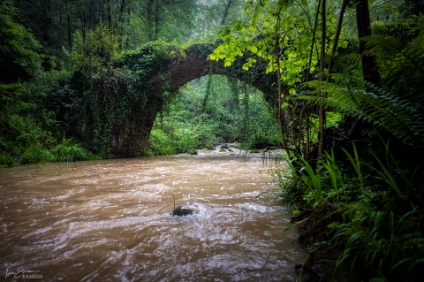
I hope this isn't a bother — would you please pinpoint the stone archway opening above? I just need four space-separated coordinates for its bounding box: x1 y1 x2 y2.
147 74 281 155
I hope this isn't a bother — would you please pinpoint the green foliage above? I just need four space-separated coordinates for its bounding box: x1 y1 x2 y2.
52 138 99 162
0 2 42 83
301 79 424 147
68 25 119 74
291 156 324 207
146 129 177 156
271 167 300 213
65 27 143 156
116 41 180 80
334 205 424 281
127 0 198 44
184 43 216 60
0 62 98 164
1 0 423 280
277 140 424 280
147 75 281 155
298 24 424 148
1 114 55 155
209 0 341 84
0 154 15 168
21 145 54 164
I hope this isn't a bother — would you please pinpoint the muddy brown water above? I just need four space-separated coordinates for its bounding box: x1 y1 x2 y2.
0 148 305 281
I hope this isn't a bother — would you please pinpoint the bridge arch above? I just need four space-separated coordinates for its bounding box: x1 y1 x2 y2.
110 43 279 157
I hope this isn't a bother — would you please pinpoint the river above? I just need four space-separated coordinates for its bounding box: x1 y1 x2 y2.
0 147 304 281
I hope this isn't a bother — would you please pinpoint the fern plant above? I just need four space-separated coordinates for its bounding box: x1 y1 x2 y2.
299 79 424 147
297 23 424 148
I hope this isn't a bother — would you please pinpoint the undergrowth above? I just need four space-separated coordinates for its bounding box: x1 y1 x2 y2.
273 142 424 281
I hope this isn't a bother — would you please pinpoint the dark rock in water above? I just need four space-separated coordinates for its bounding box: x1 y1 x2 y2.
172 206 194 216
220 143 229 149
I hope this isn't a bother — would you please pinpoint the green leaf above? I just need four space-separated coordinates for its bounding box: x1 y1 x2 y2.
369 278 387 282
289 88 296 95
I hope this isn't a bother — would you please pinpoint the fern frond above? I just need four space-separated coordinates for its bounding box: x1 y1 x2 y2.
364 27 424 104
297 26 424 147
297 80 424 147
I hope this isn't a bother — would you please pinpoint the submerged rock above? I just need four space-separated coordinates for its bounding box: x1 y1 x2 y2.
172 206 194 216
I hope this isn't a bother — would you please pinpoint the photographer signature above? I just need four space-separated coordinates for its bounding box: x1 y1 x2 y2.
5 267 41 279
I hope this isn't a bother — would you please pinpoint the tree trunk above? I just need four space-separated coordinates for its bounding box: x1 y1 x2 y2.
275 4 291 158
107 0 112 29
305 0 321 83
356 0 381 86
318 0 327 157
339 0 382 142
327 0 349 76
118 0 126 49
81 9 86 41
221 0 234 25
300 0 320 160
66 1 72 51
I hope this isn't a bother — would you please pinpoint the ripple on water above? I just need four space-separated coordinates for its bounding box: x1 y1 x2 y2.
0 154 303 281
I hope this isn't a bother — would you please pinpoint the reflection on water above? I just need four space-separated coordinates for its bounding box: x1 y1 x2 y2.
0 148 304 281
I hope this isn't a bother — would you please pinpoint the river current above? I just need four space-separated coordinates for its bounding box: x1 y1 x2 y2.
0 147 304 281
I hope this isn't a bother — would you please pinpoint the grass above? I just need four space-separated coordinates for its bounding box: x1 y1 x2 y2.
274 141 424 281
52 138 95 162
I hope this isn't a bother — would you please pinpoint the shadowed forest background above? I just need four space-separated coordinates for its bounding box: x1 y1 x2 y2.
1 0 424 281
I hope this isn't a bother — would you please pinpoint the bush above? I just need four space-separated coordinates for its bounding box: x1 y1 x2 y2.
52 138 96 162
21 145 54 164
277 142 424 281
0 154 15 168
174 127 201 153
147 129 177 155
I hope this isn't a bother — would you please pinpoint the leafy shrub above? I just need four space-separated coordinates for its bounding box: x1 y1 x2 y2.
0 154 15 168
5 115 54 153
52 138 96 162
147 129 177 155
334 204 424 281
279 142 424 281
21 145 54 164
174 127 198 153
0 2 42 84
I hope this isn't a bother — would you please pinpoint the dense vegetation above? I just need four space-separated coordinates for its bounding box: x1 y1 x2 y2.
1 0 424 281
148 74 281 155
208 0 424 281
0 0 257 164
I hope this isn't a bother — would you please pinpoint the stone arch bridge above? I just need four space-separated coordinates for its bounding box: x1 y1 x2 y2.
110 43 279 157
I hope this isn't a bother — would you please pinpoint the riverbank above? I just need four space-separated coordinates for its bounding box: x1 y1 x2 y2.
274 143 424 282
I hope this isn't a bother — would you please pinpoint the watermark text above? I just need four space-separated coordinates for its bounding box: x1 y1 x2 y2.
5 267 43 280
